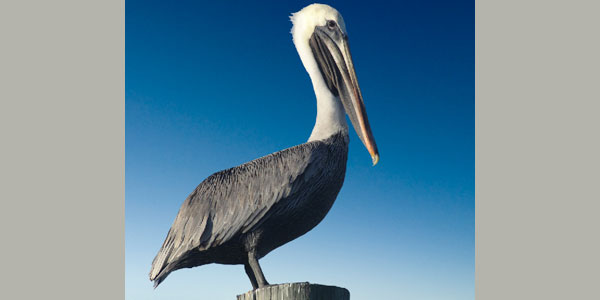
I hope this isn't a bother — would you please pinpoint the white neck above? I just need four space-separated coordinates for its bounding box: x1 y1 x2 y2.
292 24 348 142
307 79 348 142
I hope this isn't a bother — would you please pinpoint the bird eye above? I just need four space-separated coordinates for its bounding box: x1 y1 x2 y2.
327 20 337 30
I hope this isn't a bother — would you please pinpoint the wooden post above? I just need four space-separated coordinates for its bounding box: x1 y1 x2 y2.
237 282 350 300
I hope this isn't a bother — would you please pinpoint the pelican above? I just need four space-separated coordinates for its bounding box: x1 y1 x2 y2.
149 3 379 289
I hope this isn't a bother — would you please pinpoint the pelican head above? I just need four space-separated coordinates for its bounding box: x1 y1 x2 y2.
291 4 379 165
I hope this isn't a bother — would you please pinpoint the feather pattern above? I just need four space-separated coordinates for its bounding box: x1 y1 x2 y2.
149 131 349 286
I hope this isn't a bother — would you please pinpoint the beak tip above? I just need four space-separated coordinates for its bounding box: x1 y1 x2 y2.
371 153 379 166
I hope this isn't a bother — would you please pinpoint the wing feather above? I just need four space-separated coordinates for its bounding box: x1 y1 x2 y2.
149 140 330 282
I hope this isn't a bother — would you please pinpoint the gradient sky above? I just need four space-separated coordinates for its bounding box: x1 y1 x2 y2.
126 0 474 299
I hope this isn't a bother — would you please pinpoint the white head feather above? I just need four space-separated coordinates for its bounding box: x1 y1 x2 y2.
290 4 347 46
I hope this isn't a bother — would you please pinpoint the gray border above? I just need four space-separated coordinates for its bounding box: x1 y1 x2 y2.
0 1 124 299
2 0 599 299
476 0 599 299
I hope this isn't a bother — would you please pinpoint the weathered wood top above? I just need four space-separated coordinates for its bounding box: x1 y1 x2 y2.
236 282 350 300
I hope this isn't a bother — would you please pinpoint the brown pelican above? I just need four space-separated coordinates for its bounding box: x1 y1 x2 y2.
149 3 379 289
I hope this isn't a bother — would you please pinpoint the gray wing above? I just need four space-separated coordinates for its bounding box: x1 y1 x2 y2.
149 140 329 281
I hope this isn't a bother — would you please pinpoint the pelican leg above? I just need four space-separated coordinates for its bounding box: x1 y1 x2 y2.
244 262 259 289
247 251 269 288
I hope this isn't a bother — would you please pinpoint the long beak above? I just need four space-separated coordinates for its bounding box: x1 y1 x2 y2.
310 27 379 165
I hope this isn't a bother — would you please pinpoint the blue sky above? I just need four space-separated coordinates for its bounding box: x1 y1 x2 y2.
126 0 473 299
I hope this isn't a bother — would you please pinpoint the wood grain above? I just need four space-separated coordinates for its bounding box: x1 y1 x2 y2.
237 282 350 300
